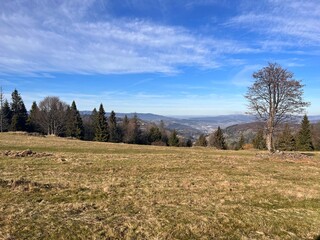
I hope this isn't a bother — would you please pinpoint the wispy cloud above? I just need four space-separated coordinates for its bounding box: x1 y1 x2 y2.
0 0 251 76
227 0 320 49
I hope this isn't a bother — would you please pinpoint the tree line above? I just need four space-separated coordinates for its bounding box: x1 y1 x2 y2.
0 89 198 147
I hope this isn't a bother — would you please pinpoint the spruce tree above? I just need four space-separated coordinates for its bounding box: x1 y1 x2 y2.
27 101 41 133
10 89 28 131
2 100 12 131
277 124 296 151
148 126 162 144
108 110 119 142
210 126 227 150
66 101 84 139
0 86 4 132
252 129 266 150
159 120 168 145
296 115 314 151
195 134 207 147
168 129 180 147
94 104 109 142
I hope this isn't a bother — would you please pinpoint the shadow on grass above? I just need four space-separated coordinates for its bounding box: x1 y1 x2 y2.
301 152 315 157
315 235 320 240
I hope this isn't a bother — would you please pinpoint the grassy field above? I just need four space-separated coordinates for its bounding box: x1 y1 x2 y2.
0 132 320 239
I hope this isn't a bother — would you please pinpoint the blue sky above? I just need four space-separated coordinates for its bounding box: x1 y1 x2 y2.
0 0 319 115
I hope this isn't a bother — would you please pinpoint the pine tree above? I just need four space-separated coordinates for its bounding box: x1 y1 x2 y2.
296 115 314 151
108 110 119 142
10 89 28 131
66 101 84 139
94 104 109 142
168 129 180 147
195 134 207 147
252 129 266 150
27 101 41 133
210 126 227 150
148 126 162 144
159 120 168 145
1 100 12 131
277 124 296 151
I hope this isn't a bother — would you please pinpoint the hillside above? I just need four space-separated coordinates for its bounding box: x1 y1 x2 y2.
1 133 320 239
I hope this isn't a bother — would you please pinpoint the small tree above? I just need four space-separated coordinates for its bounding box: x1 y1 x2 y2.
108 110 119 142
168 129 180 147
148 126 162 144
0 87 4 132
195 134 207 147
296 115 314 151
10 89 28 131
277 124 296 151
245 63 309 152
94 104 109 142
27 101 41 133
210 126 227 150
252 129 266 150
1 100 12 131
66 101 84 139
238 133 245 150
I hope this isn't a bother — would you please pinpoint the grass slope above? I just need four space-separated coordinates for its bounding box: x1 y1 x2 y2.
0 132 320 239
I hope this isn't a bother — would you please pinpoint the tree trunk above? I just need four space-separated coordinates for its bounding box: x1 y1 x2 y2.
266 132 274 152
266 118 275 152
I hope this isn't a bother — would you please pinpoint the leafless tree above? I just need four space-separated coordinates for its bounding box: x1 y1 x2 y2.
38 96 68 136
245 63 309 152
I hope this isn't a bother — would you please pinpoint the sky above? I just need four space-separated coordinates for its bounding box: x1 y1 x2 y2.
0 0 319 116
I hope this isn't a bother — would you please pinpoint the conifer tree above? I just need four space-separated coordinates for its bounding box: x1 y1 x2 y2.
252 129 266 150
108 110 119 142
10 89 28 131
277 124 296 151
148 126 162 144
66 101 84 139
94 104 109 142
210 126 227 150
27 101 41 133
0 86 4 132
296 115 314 151
168 129 180 147
195 134 207 147
1 100 12 131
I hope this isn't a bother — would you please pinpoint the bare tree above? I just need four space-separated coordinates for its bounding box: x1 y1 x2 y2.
38 96 68 136
245 63 309 152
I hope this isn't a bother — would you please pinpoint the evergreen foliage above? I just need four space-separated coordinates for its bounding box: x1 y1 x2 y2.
1 100 12 132
27 101 41 133
296 115 314 151
10 89 28 131
94 104 109 142
195 134 207 147
252 129 266 150
108 110 119 142
126 114 141 144
277 124 296 151
168 129 180 147
148 126 162 144
66 101 84 139
210 127 227 150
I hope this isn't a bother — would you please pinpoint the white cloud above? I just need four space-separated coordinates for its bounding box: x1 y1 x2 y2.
0 0 252 76
227 0 320 49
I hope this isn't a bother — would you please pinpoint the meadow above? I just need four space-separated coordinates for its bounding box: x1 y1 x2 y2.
0 132 320 239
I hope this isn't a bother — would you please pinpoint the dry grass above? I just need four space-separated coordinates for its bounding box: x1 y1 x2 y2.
1 132 320 239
